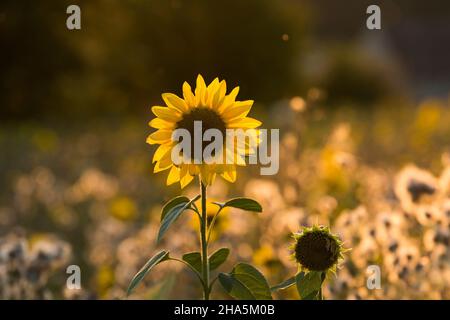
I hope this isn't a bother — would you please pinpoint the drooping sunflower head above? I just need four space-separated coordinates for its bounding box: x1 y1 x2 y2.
147 75 261 188
291 225 345 273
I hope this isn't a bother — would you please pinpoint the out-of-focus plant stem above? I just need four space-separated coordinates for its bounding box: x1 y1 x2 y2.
200 181 210 300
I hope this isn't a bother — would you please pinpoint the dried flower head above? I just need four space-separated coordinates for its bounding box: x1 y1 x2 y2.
292 225 345 273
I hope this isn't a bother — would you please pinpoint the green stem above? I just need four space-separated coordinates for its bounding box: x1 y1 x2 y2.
206 206 223 243
318 272 326 300
200 181 210 300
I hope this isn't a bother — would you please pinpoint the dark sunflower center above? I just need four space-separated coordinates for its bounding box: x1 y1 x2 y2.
294 230 339 272
407 179 435 202
176 107 227 161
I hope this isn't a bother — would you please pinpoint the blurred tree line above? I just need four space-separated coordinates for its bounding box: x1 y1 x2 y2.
3 0 437 121
1 0 309 120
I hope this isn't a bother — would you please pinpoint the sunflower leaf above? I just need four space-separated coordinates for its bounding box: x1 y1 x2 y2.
218 263 272 300
222 198 262 212
270 276 296 292
302 290 320 300
157 195 200 244
295 271 323 300
181 248 229 275
209 248 230 271
182 252 202 274
160 196 190 221
218 273 255 300
127 250 169 296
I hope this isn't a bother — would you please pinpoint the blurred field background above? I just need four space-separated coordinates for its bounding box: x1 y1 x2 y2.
1 0 450 299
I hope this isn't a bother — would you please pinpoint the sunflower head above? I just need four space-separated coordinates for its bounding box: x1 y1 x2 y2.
292 225 345 273
147 75 261 188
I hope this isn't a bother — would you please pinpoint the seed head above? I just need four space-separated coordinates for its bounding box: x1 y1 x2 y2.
292 225 345 273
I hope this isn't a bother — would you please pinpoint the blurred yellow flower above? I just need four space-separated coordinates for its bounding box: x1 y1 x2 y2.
147 75 261 188
253 244 275 267
412 100 443 148
96 265 115 297
414 100 442 134
110 196 137 221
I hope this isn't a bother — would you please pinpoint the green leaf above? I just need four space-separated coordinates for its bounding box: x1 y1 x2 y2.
218 273 255 300
222 198 262 212
182 252 202 274
160 196 190 221
209 248 230 271
127 250 169 296
182 248 229 275
295 271 323 300
218 263 272 300
157 196 199 243
302 291 320 300
270 276 296 292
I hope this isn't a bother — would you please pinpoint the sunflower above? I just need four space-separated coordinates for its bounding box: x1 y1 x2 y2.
291 225 346 273
147 75 261 188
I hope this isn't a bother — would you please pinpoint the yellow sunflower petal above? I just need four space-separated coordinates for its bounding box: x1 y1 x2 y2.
234 129 260 152
154 148 173 172
218 86 239 112
237 143 254 155
224 147 246 166
162 93 189 113
188 164 200 176
153 144 172 162
180 165 194 188
213 164 225 174
221 100 253 120
209 173 216 185
154 161 172 173
180 164 188 175
237 154 247 166
149 118 175 129
211 80 227 110
200 166 216 185
180 174 194 189
227 147 247 166
207 77 219 92
228 86 240 101
166 166 180 185
159 148 173 165
146 129 173 144
206 78 219 107
221 167 237 183
182 81 195 106
227 117 262 129
195 74 207 106
151 106 181 122
219 80 227 99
